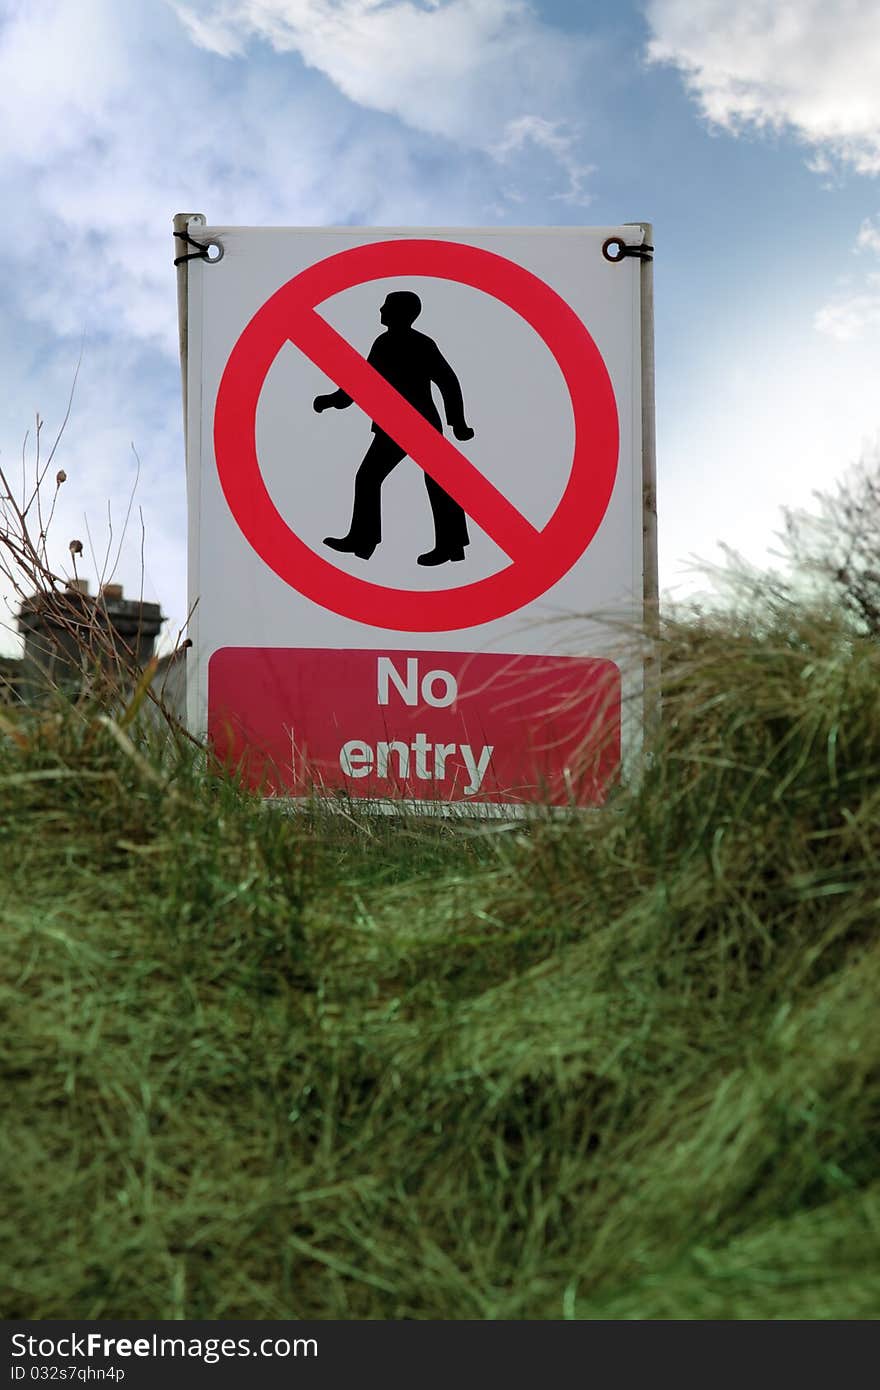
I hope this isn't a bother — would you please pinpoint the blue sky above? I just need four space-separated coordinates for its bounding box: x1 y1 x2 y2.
1 0 878 652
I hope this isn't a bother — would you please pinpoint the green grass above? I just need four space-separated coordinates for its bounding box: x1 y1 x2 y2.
1 599 879 1319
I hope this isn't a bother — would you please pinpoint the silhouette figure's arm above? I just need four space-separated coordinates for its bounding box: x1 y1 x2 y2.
313 387 352 412
314 340 384 413
430 345 474 441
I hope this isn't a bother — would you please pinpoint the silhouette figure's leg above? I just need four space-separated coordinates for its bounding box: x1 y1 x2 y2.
348 436 406 547
326 436 406 557
424 474 470 554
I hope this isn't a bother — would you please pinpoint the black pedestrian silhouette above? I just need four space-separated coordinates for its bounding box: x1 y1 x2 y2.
313 290 474 564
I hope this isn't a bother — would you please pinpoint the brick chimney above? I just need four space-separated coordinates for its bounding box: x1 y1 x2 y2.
16 581 164 701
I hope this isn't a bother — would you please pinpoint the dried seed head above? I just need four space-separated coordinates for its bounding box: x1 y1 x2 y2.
69 538 83 555
56 469 67 485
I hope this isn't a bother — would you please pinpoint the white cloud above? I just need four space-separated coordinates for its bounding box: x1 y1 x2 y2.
0 0 594 357
645 1 880 174
815 276 880 341
643 7 880 354
491 115 595 205
174 0 590 156
0 0 129 160
815 215 880 341
856 214 880 254
0 1 498 356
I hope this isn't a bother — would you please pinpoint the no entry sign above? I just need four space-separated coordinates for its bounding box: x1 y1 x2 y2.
182 223 652 807
209 648 621 807
214 239 619 631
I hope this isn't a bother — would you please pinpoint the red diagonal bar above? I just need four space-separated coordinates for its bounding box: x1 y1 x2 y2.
289 309 542 561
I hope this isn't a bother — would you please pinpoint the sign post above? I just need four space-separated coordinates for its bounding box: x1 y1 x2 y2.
179 223 655 810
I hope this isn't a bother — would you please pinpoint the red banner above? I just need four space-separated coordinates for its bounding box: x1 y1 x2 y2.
209 647 620 806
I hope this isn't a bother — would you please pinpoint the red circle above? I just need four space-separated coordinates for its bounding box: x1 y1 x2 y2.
214 238 619 632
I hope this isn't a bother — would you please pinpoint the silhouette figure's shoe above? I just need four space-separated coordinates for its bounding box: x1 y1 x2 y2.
323 536 375 560
417 546 466 566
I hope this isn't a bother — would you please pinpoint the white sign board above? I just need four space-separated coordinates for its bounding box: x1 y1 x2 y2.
182 224 652 809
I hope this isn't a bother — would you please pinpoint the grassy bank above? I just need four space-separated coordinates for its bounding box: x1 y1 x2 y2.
1 601 879 1319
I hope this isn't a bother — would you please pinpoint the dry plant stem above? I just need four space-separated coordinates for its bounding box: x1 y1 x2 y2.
25 353 81 550
0 398 195 741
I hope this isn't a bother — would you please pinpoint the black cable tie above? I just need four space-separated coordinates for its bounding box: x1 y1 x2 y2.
602 237 654 264
173 227 219 266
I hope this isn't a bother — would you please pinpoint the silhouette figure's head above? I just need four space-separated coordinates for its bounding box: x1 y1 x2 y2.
380 291 422 329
